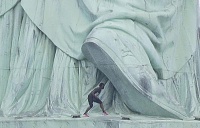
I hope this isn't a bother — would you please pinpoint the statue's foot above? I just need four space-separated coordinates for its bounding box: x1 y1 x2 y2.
82 41 188 119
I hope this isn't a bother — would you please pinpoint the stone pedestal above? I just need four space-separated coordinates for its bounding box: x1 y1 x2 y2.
0 115 200 128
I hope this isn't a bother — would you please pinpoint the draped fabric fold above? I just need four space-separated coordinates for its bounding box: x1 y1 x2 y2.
21 0 197 79
0 4 56 116
0 0 20 16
